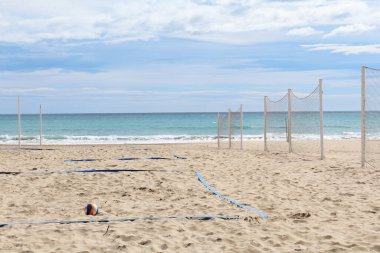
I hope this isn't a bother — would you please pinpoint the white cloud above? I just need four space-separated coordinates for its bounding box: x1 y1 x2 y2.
0 66 353 91
76 88 272 97
286 27 323 37
0 67 357 99
95 88 280 97
0 66 362 112
0 0 379 44
324 24 376 38
302 44 380 55
0 87 56 94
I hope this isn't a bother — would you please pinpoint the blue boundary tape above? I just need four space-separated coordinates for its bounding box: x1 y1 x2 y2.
173 155 187 160
60 169 158 173
0 215 243 228
196 171 269 220
0 148 54 151
65 152 188 162
0 169 171 175
65 156 186 162
0 172 21 175
64 159 98 162
146 157 170 160
115 158 139 161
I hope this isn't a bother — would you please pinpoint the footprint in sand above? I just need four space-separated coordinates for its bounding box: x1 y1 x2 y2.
139 240 152 246
117 235 136 242
289 212 311 219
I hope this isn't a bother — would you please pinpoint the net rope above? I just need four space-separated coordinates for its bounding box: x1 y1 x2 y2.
364 67 380 168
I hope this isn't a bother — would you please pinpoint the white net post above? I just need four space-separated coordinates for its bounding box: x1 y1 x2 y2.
240 104 243 150
264 96 268 151
18 96 21 148
288 89 292 153
362 66 380 168
228 109 232 149
40 104 43 146
361 66 366 168
319 79 324 160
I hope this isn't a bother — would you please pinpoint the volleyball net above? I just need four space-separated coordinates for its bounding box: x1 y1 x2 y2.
217 105 243 149
291 83 323 158
217 112 230 149
231 105 243 149
362 66 380 168
264 82 324 159
265 93 289 153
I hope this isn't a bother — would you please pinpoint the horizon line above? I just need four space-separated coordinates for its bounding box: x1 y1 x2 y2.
0 110 363 115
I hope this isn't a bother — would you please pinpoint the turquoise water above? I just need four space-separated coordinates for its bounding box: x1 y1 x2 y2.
0 112 363 144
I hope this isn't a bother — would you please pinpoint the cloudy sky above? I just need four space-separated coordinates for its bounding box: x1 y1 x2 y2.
0 0 379 113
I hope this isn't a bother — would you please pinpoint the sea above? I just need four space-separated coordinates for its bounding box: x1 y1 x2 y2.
0 112 363 145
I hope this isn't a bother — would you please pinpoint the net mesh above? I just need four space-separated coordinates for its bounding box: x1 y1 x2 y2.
364 67 380 168
217 106 243 149
266 93 289 153
230 106 242 149
290 85 321 157
218 112 230 149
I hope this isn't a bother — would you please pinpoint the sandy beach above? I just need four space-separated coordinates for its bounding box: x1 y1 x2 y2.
0 140 378 252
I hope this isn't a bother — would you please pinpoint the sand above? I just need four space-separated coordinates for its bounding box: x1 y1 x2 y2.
0 140 379 252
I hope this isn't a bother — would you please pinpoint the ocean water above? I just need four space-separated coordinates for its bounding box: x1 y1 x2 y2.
0 112 364 145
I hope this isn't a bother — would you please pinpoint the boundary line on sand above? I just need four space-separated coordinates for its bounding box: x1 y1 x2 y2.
196 171 269 220
0 169 177 175
0 215 243 228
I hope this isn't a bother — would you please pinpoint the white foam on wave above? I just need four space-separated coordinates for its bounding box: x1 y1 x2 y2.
0 132 365 145
0 134 218 145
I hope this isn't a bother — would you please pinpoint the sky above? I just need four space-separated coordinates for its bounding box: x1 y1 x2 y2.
0 0 380 113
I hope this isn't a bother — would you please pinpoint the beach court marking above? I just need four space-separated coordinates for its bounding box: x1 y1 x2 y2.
0 168 177 175
115 157 185 160
60 169 162 173
0 171 21 175
196 171 269 220
64 158 170 162
0 215 243 228
146 157 170 160
67 155 187 162
0 147 55 151
115 157 139 161
64 159 98 162
128 147 152 151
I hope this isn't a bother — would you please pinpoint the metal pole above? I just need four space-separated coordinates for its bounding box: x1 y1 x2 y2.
18 96 21 148
240 104 243 150
288 89 292 153
264 96 268 151
361 66 366 168
217 112 220 149
228 109 231 149
40 104 43 146
319 79 324 160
